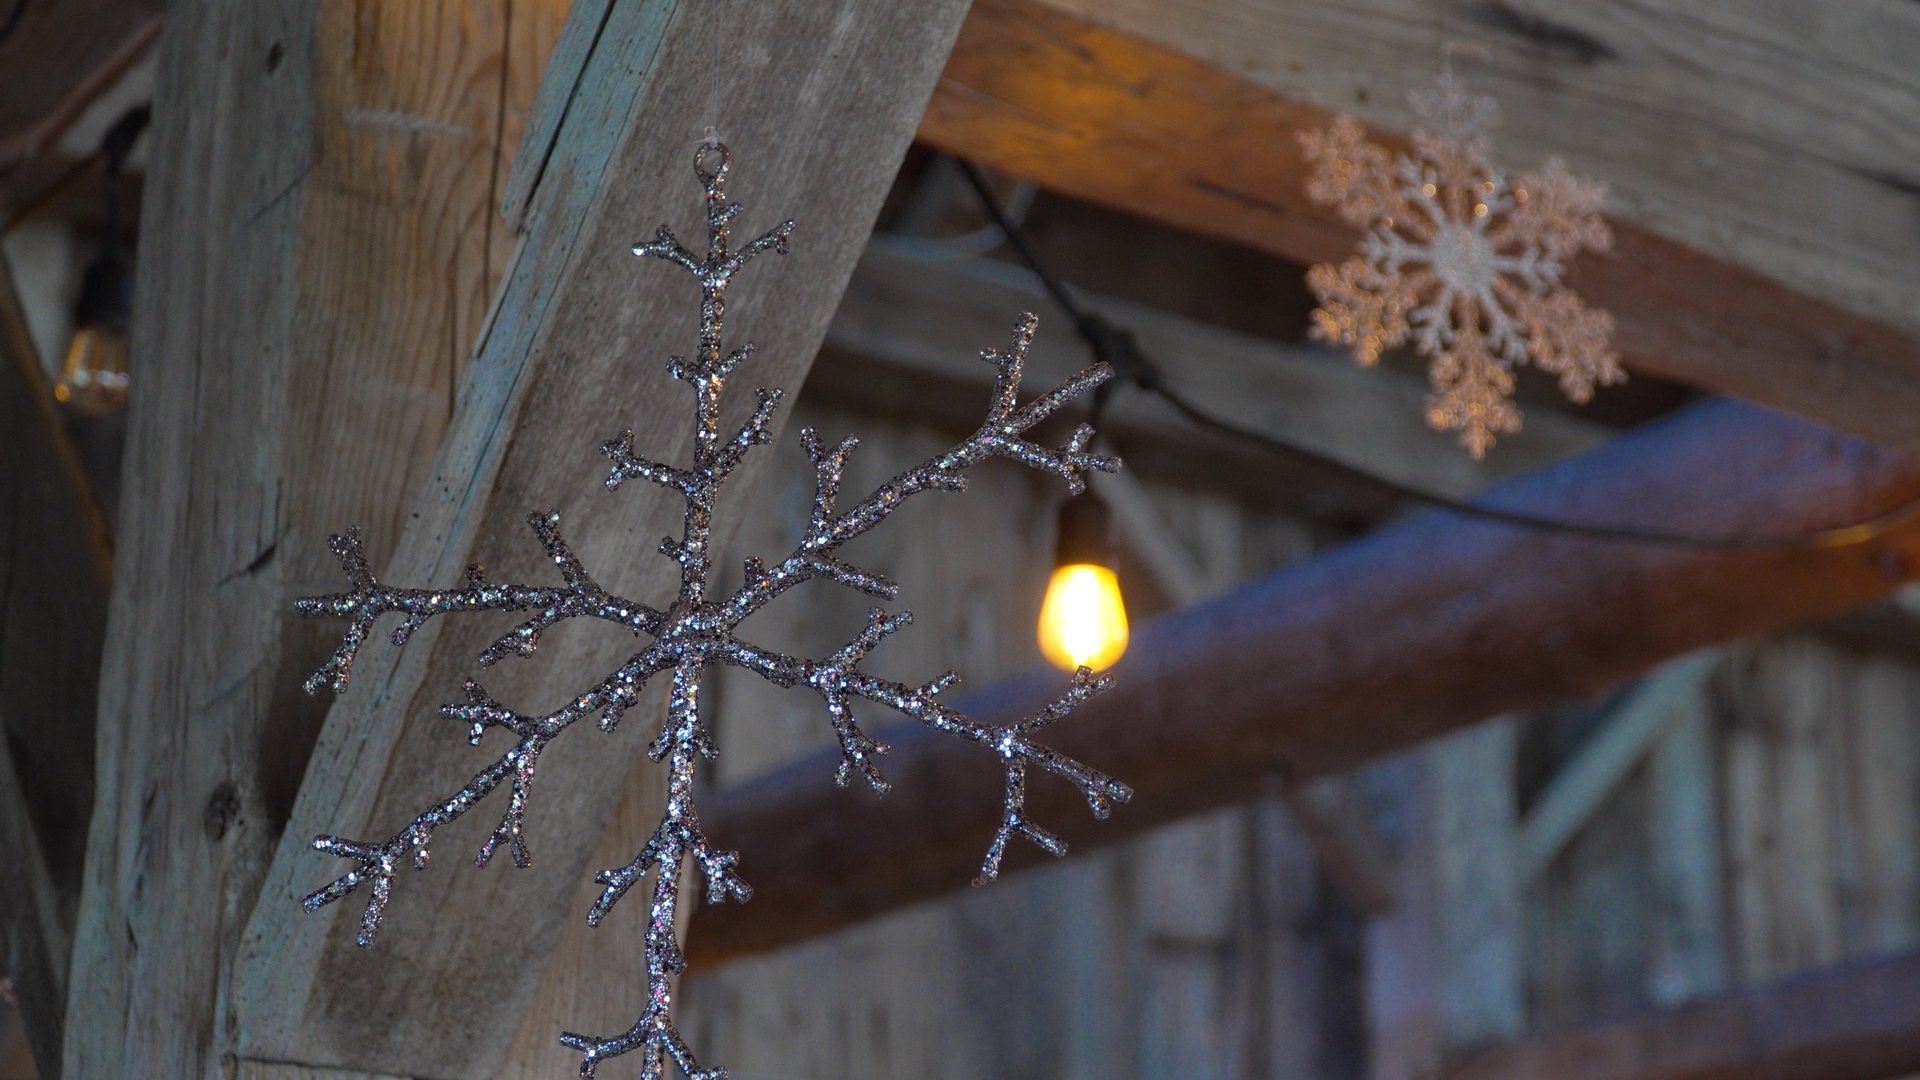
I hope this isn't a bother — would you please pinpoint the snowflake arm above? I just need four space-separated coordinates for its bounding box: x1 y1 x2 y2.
1297 114 1410 229
711 607 1132 882
297 514 665 695
842 663 1128 882
298 643 679 945
716 314 1117 626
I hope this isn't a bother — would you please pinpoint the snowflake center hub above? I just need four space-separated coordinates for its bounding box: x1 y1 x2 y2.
1429 223 1497 296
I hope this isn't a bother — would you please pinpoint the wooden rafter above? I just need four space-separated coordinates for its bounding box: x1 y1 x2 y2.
915 0 1920 451
687 397 1920 967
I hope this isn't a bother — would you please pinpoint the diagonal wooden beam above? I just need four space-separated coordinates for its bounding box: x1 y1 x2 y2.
687 397 1920 967
915 0 1920 451
226 2 978 1077
1450 948 1920 1080
1514 650 1721 883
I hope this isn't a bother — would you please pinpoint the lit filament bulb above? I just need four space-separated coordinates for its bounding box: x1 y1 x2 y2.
1036 495 1129 673
1037 563 1129 672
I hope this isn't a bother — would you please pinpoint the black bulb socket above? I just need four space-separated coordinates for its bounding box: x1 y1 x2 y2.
1055 495 1115 569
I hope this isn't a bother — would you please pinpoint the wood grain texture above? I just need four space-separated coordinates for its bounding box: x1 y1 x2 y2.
1451 947 1920 1080
1518 630 1920 1031
1031 0 1920 341
1721 641 1847 982
918 0 1920 450
236 1063 406 1080
62 2 563 1077
489 740 660 1080
1716 638 1920 985
1828 654 1920 958
231 1 976 1075
1364 752 1444 1080
688 397 1920 967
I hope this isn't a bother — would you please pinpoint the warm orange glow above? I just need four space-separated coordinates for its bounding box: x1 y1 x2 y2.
55 326 130 416
1036 564 1129 672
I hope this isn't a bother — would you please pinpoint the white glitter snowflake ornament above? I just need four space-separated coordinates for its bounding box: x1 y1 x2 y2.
294 142 1132 1080
1298 74 1624 457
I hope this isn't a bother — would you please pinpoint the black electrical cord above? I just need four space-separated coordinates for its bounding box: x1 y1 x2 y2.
956 159 1920 551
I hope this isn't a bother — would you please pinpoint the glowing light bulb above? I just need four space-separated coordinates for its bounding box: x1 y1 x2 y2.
1037 563 1129 672
54 254 132 417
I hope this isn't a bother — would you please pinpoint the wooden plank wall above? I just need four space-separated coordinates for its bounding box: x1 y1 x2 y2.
1715 640 1920 981
1518 634 1920 1035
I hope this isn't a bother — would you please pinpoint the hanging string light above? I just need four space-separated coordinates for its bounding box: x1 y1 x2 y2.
54 104 148 416
1038 493 1129 673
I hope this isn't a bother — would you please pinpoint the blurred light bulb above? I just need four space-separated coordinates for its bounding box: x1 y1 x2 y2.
1037 563 1129 672
54 253 131 416
55 326 130 415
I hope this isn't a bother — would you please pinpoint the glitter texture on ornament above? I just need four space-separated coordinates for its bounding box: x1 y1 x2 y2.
1298 74 1623 457
293 142 1133 1079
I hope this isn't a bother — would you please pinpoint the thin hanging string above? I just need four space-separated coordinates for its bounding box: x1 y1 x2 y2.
703 3 723 151
955 160 1920 551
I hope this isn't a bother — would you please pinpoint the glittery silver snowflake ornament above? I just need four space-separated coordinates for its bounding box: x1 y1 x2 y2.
1298 73 1624 457
293 141 1133 1079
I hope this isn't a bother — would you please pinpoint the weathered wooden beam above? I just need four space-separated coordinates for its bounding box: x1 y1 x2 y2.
62 3 568 1076
915 0 1920 451
226 3 977 1078
820 244 1607 501
1030 0 1920 349
687 397 1920 967
1450 948 1920 1080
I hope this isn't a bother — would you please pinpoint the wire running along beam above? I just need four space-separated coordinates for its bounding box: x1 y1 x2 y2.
954 160 1920 552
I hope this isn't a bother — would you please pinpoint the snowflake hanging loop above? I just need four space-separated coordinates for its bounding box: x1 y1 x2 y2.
1298 74 1624 457
293 142 1132 1080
